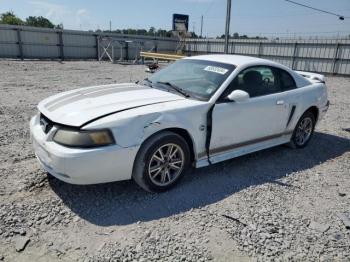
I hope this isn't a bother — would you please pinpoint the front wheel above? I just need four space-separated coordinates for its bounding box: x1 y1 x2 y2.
132 131 190 192
289 111 315 148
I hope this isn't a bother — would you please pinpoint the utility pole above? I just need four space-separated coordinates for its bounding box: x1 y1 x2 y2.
224 0 231 54
109 20 112 32
200 15 203 38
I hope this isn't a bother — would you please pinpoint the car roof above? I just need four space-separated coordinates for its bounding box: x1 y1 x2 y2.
184 54 312 88
184 54 282 68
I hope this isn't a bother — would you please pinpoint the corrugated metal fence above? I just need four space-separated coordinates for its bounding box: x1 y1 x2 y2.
0 24 177 61
185 38 350 75
0 24 349 75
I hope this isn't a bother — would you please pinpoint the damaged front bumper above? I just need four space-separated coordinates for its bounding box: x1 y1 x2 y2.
30 114 139 185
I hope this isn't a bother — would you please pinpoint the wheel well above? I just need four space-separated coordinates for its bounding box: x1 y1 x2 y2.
165 128 195 163
305 106 319 122
145 128 195 164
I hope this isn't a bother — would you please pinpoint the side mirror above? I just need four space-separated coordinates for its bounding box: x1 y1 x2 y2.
227 90 250 102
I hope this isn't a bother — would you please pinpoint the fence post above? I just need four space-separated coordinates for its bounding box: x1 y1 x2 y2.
332 43 340 75
291 42 298 70
95 35 100 60
258 42 262 57
58 31 64 61
125 41 129 61
206 40 209 54
16 28 23 60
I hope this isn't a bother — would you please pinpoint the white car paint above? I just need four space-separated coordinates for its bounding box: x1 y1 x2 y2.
30 55 329 185
38 83 184 127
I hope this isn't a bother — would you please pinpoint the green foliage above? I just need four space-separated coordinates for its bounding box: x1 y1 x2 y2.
0 11 24 25
102 27 175 38
25 16 55 28
0 11 59 29
55 23 64 30
217 32 267 40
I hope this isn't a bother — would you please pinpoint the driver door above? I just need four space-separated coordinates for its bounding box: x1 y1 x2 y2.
210 66 290 157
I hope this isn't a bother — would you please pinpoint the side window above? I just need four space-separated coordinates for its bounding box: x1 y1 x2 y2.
279 69 297 91
234 66 280 98
219 66 296 102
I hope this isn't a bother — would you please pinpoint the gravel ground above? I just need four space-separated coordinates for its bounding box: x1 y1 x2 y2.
0 60 349 262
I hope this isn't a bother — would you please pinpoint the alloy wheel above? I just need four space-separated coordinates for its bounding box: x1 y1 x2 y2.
148 143 185 186
295 117 313 146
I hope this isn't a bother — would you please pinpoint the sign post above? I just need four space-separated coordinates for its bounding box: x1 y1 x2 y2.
224 0 231 54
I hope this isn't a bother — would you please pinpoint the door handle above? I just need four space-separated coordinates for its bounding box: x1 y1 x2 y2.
276 100 284 105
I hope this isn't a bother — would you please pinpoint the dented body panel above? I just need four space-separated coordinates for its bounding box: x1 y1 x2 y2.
85 99 209 158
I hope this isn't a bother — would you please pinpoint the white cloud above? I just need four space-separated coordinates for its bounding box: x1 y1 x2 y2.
27 1 95 30
76 8 88 17
28 1 69 23
76 8 92 30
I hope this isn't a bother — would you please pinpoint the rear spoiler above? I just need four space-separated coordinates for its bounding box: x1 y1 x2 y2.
295 71 325 84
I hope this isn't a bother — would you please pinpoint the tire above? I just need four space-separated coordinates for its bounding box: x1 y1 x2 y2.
289 111 316 148
132 131 190 192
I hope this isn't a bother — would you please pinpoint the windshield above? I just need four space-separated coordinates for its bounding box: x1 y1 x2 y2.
146 59 236 101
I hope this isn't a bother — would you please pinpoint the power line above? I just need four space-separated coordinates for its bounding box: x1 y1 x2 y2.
203 0 215 16
284 0 346 20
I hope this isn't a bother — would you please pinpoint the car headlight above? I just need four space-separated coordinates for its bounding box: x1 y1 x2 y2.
53 129 115 148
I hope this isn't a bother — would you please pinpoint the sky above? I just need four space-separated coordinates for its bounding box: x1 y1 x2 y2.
0 0 349 38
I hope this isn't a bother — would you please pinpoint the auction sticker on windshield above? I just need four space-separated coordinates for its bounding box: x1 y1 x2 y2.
204 66 229 75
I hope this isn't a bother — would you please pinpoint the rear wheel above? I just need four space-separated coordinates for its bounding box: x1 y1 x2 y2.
290 111 315 148
133 131 190 192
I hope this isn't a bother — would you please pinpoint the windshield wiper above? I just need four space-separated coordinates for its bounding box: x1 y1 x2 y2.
142 78 153 87
156 81 190 98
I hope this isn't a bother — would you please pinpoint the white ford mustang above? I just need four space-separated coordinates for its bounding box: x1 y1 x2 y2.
30 55 329 192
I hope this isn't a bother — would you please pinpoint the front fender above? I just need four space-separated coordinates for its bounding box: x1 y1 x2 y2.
84 107 208 160
113 112 201 150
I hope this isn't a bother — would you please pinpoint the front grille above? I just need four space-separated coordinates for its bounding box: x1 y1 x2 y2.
39 114 54 134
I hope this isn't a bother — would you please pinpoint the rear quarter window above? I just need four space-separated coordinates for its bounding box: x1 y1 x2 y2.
279 70 296 91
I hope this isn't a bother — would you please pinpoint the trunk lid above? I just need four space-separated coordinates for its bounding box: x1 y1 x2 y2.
295 71 326 83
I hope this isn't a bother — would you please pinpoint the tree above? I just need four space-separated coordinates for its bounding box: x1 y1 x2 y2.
191 31 199 38
148 27 156 36
0 11 23 25
137 29 147 35
55 23 64 30
25 16 55 28
0 11 58 29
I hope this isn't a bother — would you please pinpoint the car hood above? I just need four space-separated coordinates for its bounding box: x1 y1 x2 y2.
38 83 185 127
